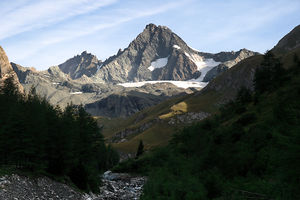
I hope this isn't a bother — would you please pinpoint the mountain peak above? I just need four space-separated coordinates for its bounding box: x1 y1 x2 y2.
58 51 101 79
80 50 93 57
144 23 171 33
145 23 157 31
81 50 88 55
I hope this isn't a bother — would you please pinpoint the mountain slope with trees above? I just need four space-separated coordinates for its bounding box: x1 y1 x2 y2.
114 50 300 199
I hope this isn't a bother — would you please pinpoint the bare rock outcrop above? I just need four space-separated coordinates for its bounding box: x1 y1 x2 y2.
0 46 23 93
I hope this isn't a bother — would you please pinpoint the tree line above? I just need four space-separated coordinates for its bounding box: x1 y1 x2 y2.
0 78 119 192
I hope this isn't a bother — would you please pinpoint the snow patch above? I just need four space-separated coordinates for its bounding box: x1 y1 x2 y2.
173 45 181 50
184 52 220 81
70 92 82 95
148 56 169 71
118 80 208 89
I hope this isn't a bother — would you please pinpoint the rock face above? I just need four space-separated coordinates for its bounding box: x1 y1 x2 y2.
92 24 198 83
13 60 194 117
0 46 23 93
201 55 264 104
203 49 258 82
85 82 197 118
58 51 102 79
85 92 166 118
167 112 211 125
203 64 228 82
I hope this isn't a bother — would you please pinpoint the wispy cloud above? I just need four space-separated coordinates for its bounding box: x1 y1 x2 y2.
1 0 299 69
40 0 188 46
4 0 189 63
0 0 118 40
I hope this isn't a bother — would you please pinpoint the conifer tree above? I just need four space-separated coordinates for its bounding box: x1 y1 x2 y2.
136 140 144 159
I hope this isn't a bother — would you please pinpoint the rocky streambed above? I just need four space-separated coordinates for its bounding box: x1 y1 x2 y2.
0 171 146 200
84 171 147 200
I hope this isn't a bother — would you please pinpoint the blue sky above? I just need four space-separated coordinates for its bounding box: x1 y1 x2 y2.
0 0 299 70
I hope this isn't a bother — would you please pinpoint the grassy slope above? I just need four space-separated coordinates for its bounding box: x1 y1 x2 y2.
97 90 221 153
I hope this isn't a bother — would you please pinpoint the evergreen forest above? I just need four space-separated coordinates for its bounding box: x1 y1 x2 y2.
0 78 119 193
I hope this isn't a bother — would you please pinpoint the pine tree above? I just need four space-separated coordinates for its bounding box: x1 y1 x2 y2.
254 50 284 94
135 140 144 159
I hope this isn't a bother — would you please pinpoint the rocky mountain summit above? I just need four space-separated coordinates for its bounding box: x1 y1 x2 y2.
92 24 257 83
0 46 23 93
59 51 102 79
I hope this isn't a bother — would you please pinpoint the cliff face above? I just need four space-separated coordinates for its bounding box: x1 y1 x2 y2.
203 49 258 82
0 46 23 93
92 24 198 83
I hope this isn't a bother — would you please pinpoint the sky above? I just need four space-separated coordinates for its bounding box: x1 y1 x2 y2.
0 0 299 70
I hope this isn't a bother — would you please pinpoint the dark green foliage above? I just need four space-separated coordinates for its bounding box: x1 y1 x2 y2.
254 50 286 94
235 112 256 126
104 144 120 169
236 86 252 104
135 140 144 159
115 53 300 199
0 78 119 192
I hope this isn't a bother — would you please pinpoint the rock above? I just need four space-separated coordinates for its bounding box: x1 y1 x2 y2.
93 24 256 83
58 51 102 79
0 46 23 93
95 172 147 200
0 174 82 200
203 64 228 82
0 173 147 200
7 24 257 118
203 49 258 82
168 112 211 125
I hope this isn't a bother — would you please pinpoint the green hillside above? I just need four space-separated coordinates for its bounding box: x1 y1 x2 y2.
114 51 300 199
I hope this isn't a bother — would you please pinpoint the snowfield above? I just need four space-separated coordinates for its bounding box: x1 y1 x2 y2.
148 56 169 71
118 80 208 89
125 51 220 89
184 52 220 81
